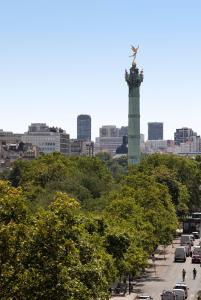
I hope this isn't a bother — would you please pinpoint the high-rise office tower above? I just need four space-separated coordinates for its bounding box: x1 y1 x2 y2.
174 127 196 145
77 115 91 141
148 122 163 140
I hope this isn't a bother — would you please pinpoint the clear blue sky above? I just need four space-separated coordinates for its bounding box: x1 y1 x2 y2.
1 0 201 140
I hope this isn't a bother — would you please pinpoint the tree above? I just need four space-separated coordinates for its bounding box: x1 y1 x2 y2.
6 153 113 210
137 154 201 211
0 189 116 299
20 192 115 299
0 180 30 299
117 173 178 246
103 196 153 277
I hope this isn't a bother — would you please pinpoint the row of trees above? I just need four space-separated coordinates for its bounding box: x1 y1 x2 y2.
0 153 201 298
0 181 115 299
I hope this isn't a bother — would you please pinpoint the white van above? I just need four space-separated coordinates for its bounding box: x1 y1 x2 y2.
188 234 194 245
181 235 192 246
174 247 186 262
173 289 185 300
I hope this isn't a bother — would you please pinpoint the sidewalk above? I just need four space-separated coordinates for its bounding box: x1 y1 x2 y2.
110 240 179 300
111 293 136 300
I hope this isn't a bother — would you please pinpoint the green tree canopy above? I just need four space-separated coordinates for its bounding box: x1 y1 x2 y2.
137 154 201 211
6 153 113 210
0 189 116 300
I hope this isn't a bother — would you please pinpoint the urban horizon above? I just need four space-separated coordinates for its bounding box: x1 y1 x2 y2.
1 2 201 144
1 121 200 143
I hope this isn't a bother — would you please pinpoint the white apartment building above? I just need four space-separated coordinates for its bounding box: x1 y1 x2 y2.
96 126 145 156
178 136 201 154
22 123 70 154
144 139 180 154
144 136 201 156
97 126 124 155
98 136 123 155
145 140 169 153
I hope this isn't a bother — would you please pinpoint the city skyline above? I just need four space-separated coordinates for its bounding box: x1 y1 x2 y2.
1 1 201 140
1 122 200 143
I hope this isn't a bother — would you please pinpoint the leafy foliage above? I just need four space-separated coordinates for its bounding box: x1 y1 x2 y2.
0 188 116 299
1 152 201 298
6 153 112 210
137 154 201 211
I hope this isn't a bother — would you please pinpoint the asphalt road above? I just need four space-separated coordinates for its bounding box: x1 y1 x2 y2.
135 238 201 300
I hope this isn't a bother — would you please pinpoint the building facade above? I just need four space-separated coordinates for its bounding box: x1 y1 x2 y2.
70 139 94 156
174 127 197 146
96 125 145 156
98 125 124 155
148 122 163 140
0 130 22 146
22 123 70 154
145 139 169 153
0 130 22 159
77 115 91 141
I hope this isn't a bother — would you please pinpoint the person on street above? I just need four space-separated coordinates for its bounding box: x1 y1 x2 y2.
182 268 186 281
193 268 197 279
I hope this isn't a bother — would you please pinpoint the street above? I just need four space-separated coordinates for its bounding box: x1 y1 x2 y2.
111 238 201 300
136 238 201 300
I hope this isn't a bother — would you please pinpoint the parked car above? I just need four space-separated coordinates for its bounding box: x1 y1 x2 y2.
173 289 185 300
192 231 200 239
161 290 176 300
191 246 201 263
173 283 188 298
192 254 201 263
192 246 201 256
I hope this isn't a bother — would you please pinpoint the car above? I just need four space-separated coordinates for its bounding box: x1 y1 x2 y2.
192 246 201 262
161 290 176 300
192 254 201 263
173 283 188 298
192 231 200 239
192 246 201 256
173 289 185 300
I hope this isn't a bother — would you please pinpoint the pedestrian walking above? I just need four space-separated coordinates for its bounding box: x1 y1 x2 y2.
182 268 186 281
193 268 197 279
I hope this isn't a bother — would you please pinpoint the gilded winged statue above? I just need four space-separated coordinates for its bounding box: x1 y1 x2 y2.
130 45 139 63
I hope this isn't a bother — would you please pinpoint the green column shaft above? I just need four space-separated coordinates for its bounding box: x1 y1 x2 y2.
128 87 140 165
125 62 143 166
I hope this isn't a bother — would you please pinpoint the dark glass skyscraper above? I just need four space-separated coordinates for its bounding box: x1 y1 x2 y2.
148 122 163 140
77 115 91 141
